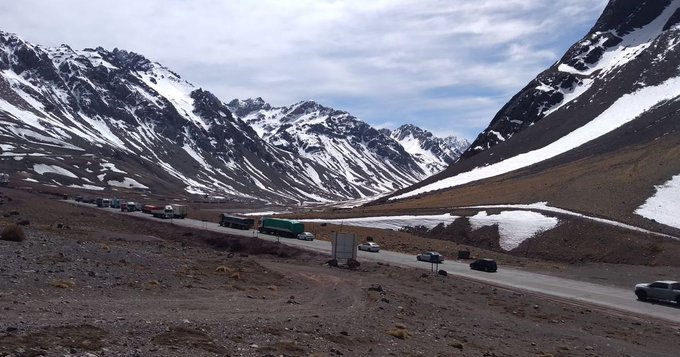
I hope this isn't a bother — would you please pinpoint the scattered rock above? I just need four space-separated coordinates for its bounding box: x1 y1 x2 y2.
450 341 463 349
368 284 383 292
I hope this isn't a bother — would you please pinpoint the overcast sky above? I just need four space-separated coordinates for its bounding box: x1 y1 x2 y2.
0 0 607 140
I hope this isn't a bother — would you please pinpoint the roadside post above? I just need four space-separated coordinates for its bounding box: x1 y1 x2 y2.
332 232 357 265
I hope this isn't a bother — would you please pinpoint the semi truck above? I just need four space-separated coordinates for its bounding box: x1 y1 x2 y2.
96 198 111 208
170 204 188 219
110 198 122 209
219 214 255 230
151 205 174 219
258 218 304 238
121 202 137 212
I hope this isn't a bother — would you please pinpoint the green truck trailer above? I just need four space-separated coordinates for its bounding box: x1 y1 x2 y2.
258 218 304 238
220 214 255 230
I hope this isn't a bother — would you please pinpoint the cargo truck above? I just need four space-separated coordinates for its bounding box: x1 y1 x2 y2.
219 214 255 230
121 202 137 212
96 198 110 208
170 204 188 219
258 218 304 238
142 204 158 214
110 198 122 209
151 205 174 219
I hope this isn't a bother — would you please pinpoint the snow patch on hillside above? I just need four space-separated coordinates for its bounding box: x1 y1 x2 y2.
68 183 105 191
544 78 594 116
107 177 149 189
558 2 680 76
392 75 680 200
469 211 559 250
635 174 680 229
462 202 678 240
33 164 77 178
137 66 209 131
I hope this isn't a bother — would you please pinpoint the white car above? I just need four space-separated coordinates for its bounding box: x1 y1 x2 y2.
358 242 380 252
296 232 314 241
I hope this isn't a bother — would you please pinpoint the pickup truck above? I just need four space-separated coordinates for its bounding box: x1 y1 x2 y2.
634 280 680 304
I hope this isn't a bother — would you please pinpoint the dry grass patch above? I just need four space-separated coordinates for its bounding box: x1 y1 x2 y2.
215 265 235 273
1 224 25 242
387 323 411 340
52 279 76 289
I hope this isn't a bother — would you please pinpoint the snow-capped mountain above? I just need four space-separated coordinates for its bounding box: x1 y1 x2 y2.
387 0 680 233
227 98 467 195
462 0 680 159
0 31 465 204
383 124 469 173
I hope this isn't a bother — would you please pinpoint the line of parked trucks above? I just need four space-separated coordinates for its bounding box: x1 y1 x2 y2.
76 196 313 239
76 196 188 219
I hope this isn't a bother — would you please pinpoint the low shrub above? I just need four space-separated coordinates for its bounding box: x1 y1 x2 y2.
388 323 411 340
1 224 26 242
52 279 76 289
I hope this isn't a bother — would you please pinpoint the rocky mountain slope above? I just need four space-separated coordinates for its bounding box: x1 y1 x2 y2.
384 0 680 234
0 32 466 204
227 98 468 190
384 124 469 173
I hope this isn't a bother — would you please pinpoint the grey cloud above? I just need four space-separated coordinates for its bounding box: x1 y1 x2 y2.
0 0 607 138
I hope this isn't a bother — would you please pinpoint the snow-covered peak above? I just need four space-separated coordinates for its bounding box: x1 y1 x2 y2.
462 0 680 159
1 30 459 205
558 1 680 76
227 97 271 118
387 124 469 174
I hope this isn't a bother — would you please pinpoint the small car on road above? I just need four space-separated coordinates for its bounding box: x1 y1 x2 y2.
635 280 680 304
358 242 380 252
296 232 315 241
416 251 444 263
469 259 497 272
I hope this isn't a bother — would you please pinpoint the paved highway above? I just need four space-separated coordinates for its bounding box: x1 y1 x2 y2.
70 201 680 325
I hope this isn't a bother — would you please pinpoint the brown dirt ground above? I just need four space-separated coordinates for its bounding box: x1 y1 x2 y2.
1 187 680 356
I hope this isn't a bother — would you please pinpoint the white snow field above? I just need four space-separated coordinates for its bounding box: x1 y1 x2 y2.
33 164 78 178
635 174 680 229
469 211 559 250
299 210 559 251
463 202 678 240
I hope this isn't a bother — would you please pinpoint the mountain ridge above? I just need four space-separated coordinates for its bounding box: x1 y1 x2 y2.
0 31 468 204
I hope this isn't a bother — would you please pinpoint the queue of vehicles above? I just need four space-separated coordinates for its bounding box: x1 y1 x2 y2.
77 196 187 219
75 195 680 307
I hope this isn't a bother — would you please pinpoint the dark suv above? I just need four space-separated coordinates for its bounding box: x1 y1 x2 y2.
470 259 497 272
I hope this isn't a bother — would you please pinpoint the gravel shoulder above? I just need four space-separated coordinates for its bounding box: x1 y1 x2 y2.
1 188 680 356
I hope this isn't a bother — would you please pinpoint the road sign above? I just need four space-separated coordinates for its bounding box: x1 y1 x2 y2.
332 232 357 262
